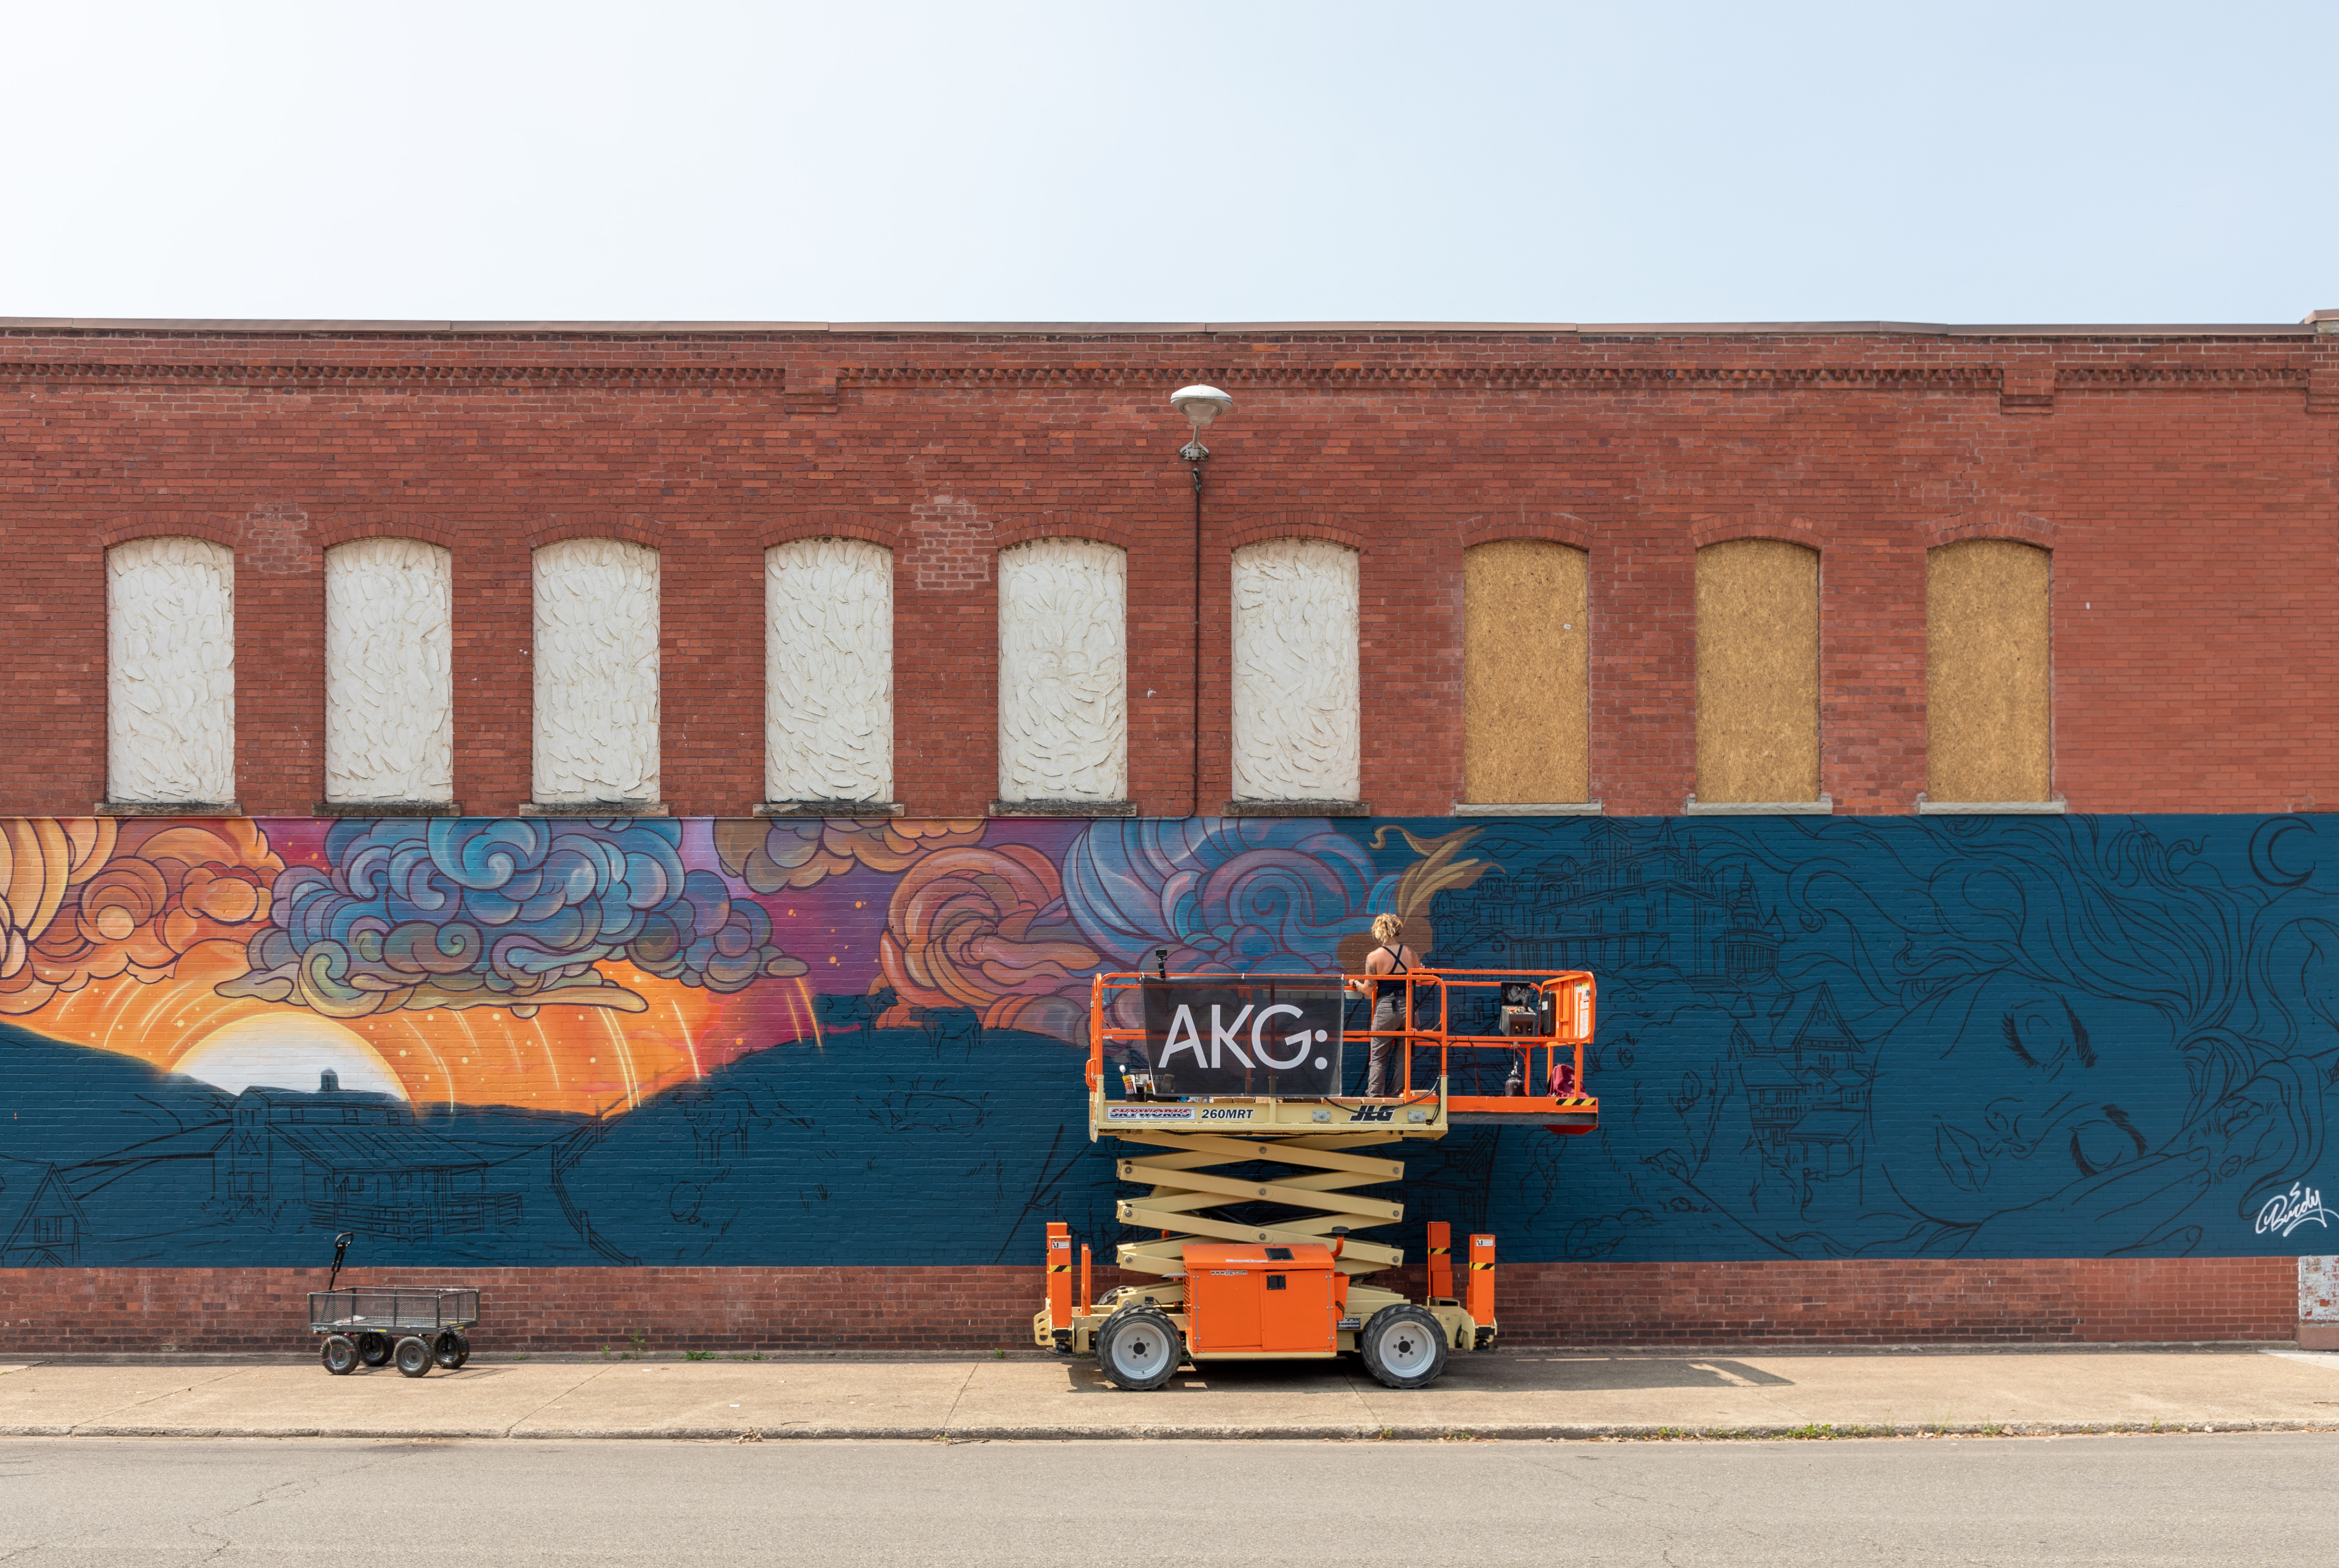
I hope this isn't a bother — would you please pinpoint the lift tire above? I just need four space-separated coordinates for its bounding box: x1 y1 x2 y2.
356 1331 392 1367
434 1330 470 1370
1096 1307 1182 1391
321 1335 359 1376
393 1335 434 1378
1359 1305 1448 1390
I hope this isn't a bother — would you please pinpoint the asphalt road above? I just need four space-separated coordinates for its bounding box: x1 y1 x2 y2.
0 1433 2331 1566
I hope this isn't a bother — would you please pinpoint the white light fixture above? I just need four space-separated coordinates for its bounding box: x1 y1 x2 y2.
1171 384 1233 462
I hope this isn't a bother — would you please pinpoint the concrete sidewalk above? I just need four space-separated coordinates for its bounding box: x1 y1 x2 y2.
6 1347 2339 1441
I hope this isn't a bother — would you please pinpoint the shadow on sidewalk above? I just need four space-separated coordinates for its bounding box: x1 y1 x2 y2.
1055 1356 1796 1394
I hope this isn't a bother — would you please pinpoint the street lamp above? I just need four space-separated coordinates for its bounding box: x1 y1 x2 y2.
1171 384 1234 464
1170 385 1234 817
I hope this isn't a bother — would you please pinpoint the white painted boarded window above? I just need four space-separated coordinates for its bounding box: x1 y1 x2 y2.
107 536 236 805
324 538 454 804
1230 538 1360 803
765 537 894 803
998 538 1126 802
532 538 661 805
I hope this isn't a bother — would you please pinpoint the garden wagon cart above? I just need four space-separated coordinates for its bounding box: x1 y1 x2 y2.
309 1231 482 1377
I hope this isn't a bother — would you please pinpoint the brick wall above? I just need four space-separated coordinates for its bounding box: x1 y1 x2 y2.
0 1258 2294 1356
5 320 2332 1349
5 324 2334 818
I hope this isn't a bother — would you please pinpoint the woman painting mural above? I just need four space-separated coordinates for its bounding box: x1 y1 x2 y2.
1347 913 1425 1098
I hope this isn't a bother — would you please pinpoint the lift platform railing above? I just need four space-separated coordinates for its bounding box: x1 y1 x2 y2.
1356 969 1595 1109
1085 967 1597 1122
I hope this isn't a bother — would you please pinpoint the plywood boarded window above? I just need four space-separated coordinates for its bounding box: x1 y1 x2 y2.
1695 539 1820 803
1462 539 1588 803
1927 540 2050 802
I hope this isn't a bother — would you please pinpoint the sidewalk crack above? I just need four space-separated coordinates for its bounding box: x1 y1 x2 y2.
938 1361 982 1435
65 1366 258 1434
502 1364 616 1436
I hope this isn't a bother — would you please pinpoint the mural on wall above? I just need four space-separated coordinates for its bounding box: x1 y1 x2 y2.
1 810 2335 1270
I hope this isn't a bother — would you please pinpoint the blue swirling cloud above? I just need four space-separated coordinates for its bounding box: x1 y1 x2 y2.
1061 818 1390 975
221 818 803 1018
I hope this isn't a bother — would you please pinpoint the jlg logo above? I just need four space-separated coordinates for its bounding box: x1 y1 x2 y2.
1347 1105 1394 1122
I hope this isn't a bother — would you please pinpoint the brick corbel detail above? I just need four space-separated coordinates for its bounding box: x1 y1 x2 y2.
1222 511 1365 553
784 364 840 415
96 512 241 551
2000 363 2057 415
1688 512 1820 550
312 511 458 551
2310 360 2339 417
1918 510 2057 550
756 511 902 552
1459 511 1595 552
992 513 1140 554
524 513 663 551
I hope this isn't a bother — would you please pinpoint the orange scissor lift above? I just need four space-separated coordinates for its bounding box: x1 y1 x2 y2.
1036 966 1598 1390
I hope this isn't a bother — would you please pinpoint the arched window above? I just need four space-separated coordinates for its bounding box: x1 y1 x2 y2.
1230 538 1360 804
1462 539 1589 806
324 538 453 805
1927 540 2051 804
997 538 1127 804
107 536 235 807
765 537 894 805
1694 539 1822 807
531 538 661 808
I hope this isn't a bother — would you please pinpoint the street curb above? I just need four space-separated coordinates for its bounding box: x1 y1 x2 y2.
9 1418 2335 1443
0 1342 2299 1368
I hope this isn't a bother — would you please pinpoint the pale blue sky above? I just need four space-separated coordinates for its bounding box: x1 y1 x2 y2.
1 0 2326 325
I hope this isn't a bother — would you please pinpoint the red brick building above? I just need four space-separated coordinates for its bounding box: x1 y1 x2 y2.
6 314 2334 820
3 315 2334 1353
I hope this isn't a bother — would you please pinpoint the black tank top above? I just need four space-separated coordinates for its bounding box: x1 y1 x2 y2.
1371 945 1412 1010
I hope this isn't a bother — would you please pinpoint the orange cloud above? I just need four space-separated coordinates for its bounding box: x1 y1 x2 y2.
0 818 280 1014
878 844 1096 1035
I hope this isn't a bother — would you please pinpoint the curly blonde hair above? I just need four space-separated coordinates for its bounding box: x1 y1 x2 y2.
1371 912 1404 944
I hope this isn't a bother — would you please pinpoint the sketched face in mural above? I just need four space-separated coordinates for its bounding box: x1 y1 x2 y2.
1855 818 2334 1246
1870 973 2193 1226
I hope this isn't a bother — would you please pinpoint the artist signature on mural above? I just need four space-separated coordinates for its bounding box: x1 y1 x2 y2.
2254 1183 2334 1239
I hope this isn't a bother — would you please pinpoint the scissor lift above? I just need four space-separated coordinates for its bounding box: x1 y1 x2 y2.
1035 966 1598 1390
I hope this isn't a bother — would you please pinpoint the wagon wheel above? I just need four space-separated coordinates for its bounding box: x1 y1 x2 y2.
393 1335 434 1377
320 1335 359 1376
434 1330 470 1370
356 1331 392 1367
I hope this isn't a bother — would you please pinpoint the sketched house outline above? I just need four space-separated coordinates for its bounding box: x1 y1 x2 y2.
0 1154 90 1266
1733 983 1871 1182
222 1072 521 1241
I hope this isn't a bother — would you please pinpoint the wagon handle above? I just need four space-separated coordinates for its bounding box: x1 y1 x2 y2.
327 1232 354 1293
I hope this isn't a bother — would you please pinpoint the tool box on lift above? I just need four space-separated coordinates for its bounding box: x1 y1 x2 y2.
1181 1242 1343 1356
